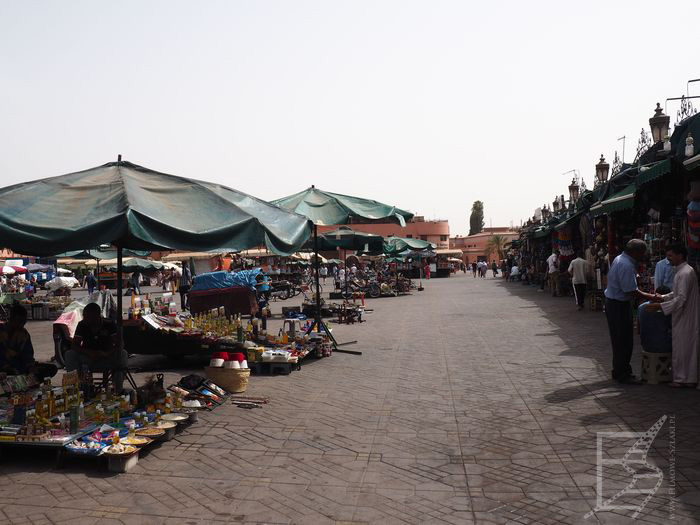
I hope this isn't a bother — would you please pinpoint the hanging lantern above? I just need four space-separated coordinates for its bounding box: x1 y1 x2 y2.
595 154 609 185
649 103 670 144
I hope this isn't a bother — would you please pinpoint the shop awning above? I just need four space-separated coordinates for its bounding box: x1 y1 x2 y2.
435 249 463 257
554 210 585 231
532 227 551 239
591 183 636 217
636 159 671 187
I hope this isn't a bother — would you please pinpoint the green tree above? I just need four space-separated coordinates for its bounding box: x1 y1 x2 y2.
485 234 507 261
469 201 485 236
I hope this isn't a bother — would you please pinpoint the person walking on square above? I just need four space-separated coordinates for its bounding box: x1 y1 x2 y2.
179 262 192 311
568 251 588 310
604 239 656 384
645 244 700 388
85 271 96 296
471 261 477 278
546 250 560 296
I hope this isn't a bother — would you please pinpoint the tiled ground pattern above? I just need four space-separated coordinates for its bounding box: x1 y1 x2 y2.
1 275 700 524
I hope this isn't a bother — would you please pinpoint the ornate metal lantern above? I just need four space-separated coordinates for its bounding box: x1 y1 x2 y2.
595 154 609 185
649 103 670 144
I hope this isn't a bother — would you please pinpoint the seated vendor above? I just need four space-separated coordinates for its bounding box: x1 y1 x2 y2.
65 302 128 392
638 286 673 353
0 303 57 380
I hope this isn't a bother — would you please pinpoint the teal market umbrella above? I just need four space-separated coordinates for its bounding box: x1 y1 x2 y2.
0 157 313 354
383 236 435 255
316 226 384 253
55 247 151 287
272 186 413 351
1 160 312 256
271 186 413 227
57 248 151 260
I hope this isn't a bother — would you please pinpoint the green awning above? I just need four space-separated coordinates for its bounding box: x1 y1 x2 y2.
591 183 636 217
555 209 588 231
636 159 671 187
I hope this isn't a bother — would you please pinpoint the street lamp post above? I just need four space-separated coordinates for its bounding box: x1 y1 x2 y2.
595 154 609 186
568 178 580 209
649 103 670 143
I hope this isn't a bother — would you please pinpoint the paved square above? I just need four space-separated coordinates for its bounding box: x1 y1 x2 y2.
2 274 700 524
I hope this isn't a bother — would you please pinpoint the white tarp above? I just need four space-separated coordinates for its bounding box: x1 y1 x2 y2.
46 276 79 291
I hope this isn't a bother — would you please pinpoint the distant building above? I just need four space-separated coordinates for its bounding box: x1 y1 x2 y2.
450 227 519 264
317 216 450 249
0 248 21 260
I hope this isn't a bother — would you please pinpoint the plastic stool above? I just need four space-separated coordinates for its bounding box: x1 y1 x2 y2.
641 351 672 384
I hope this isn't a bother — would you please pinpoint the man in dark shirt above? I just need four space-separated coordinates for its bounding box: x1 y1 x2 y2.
65 302 127 392
0 303 57 380
85 271 97 295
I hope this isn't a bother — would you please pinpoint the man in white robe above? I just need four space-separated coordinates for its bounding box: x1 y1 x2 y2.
647 244 700 387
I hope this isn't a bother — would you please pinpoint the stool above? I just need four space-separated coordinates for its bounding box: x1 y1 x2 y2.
641 352 672 384
91 368 138 391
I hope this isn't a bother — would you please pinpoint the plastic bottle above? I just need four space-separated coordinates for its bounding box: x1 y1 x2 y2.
155 410 162 424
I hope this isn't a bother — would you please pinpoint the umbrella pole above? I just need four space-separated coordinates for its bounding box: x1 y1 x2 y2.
116 245 123 362
313 224 322 331
307 225 346 352
96 258 100 290
344 249 348 299
418 255 424 291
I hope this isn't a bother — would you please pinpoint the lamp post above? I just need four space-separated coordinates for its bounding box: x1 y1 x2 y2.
595 154 609 186
552 197 560 214
649 103 671 143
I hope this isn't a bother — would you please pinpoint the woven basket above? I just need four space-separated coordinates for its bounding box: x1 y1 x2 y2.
204 367 250 393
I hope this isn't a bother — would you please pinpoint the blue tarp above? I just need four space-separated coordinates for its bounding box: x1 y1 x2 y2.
191 269 261 292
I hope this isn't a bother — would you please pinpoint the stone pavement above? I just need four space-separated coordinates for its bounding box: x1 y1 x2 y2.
2 274 700 524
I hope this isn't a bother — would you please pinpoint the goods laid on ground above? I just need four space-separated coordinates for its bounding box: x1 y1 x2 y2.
19 296 72 321
0 370 251 473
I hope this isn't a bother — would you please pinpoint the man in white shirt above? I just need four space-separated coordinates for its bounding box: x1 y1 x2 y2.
546 250 560 296
568 251 588 310
337 266 346 288
509 264 520 281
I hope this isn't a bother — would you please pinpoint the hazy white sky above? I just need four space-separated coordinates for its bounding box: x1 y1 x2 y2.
1 1 699 235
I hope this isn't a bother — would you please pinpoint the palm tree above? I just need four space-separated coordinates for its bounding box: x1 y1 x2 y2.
485 234 507 261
